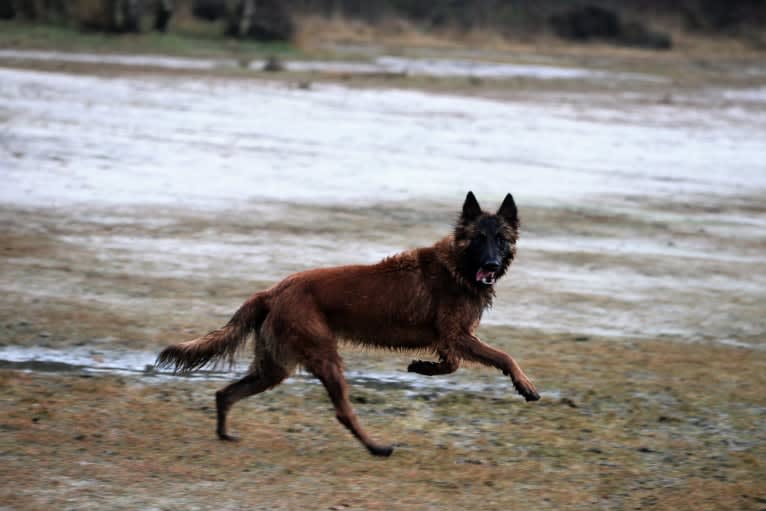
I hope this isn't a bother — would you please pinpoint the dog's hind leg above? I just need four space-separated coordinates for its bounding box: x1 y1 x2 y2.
307 357 394 457
457 335 540 402
215 361 288 441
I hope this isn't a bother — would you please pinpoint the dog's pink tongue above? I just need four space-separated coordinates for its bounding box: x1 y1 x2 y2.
476 269 489 282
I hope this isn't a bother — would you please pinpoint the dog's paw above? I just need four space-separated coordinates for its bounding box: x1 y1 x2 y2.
513 379 540 402
522 388 541 402
407 360 427 373
368 444 394 457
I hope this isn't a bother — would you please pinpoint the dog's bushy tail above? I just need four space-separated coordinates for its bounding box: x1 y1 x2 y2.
155 293 268 374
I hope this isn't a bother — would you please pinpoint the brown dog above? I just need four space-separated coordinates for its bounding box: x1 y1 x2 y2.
156 192 540 456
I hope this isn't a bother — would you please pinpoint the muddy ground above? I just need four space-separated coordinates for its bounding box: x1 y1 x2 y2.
1 41 765 510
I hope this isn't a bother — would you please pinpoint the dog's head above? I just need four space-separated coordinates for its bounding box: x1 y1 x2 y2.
454 191 519 288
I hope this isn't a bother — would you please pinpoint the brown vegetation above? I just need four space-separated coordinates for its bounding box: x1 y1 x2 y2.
1 332 764 510
1 0 764 48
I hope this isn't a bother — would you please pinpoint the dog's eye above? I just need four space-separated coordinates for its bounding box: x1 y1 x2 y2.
496 235 506 246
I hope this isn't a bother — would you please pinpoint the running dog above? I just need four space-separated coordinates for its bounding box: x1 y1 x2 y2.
156 191 540 457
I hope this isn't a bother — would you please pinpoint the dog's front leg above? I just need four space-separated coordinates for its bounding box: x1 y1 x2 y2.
407 356 459 376
456 335 540 401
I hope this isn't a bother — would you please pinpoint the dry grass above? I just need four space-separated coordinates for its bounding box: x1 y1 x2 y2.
1 332 764 510
294 14 496 52
293 13 766 59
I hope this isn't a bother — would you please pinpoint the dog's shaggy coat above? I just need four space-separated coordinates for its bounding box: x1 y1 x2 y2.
156 192 539 456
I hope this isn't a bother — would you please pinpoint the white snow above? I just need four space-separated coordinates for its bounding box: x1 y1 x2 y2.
1 67 764 210
1 65 764 347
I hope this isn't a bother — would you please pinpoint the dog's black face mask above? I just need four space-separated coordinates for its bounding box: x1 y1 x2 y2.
454 192 519 288
466 216 509 286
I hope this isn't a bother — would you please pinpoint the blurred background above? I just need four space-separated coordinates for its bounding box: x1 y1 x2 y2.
1 0 765 46
1 2 765 510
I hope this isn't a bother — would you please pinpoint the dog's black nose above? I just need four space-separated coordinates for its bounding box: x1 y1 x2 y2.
482 261 500 272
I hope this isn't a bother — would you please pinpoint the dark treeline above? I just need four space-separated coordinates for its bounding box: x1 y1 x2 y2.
293 0 766 34
1 0 764 46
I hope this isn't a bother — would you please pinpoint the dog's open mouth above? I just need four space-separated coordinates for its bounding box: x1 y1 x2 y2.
476 269 496 285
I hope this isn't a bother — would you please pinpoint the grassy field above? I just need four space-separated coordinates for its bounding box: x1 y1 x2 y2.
1 331 764 510
2 20 765 510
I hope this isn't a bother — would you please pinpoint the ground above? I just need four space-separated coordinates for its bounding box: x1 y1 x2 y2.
1 334 764 510
1 26 765 510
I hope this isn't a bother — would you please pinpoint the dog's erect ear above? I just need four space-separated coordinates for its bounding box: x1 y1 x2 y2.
497 193 518 228
462 191 482 220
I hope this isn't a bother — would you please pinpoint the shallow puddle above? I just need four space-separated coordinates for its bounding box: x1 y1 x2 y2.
0 345 560 400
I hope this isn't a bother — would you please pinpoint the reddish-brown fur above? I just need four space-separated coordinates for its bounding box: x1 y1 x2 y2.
156 192 540 457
